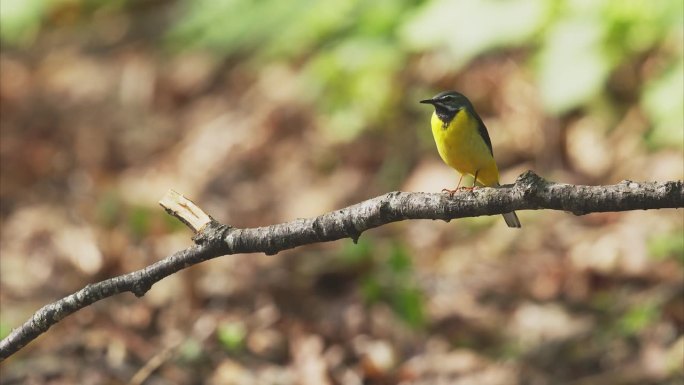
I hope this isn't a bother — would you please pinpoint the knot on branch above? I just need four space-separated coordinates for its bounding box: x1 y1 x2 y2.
516 170 547 197
192 220 231 249
131 280 152 298
663 180 684 203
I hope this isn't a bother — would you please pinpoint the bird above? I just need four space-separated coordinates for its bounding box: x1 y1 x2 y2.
420 91 521 228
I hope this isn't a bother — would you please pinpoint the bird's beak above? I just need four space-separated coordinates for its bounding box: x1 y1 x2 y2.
419 98 435 105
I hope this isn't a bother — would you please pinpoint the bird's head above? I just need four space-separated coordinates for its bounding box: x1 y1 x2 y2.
419 91 472 119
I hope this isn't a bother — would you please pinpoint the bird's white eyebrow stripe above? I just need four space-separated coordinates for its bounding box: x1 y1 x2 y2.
441 103 459 112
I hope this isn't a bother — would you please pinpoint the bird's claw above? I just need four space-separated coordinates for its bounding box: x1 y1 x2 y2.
442 186 478 197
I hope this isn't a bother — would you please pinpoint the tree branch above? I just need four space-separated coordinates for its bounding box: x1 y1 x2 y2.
1 171 682 360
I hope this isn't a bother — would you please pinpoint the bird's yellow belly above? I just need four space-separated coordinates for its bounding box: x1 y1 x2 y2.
431 112 499 187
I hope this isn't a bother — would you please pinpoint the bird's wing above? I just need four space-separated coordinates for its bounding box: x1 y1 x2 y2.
471 110 494 156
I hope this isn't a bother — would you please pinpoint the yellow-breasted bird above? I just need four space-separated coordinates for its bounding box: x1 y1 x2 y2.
420 91 521 228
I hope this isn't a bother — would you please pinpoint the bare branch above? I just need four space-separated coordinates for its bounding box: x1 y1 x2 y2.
1 171 682 360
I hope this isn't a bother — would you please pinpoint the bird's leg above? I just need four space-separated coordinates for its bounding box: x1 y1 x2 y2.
460 170 479 191
441 174 464 197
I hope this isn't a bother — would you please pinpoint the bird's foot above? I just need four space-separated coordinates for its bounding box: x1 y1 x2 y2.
441 188 462 197
442 185 478 197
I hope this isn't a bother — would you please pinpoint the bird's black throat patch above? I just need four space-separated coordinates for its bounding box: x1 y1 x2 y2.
436 107 458 130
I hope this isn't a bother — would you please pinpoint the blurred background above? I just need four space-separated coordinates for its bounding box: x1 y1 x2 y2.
1 0 682 383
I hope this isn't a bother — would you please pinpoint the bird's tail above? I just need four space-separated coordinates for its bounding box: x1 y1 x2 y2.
491 182 521 228
502 212 521 228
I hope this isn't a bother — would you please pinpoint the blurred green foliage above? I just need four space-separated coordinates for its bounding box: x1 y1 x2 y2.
338 238 424 327
353 242 425 328
0 322 9 340
217 320 247 352
539 0 682 114
128 206 152 239
0 0 130 45
96 191 123 229
0 0 46 45
402 0 547 67
166 0 684 145
97 190 186 238
648 230 684 264
617 301 659 336
179 338 204 362
642 60 684 149
169 0 412 141
1 0 681 144
340 236 374 265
